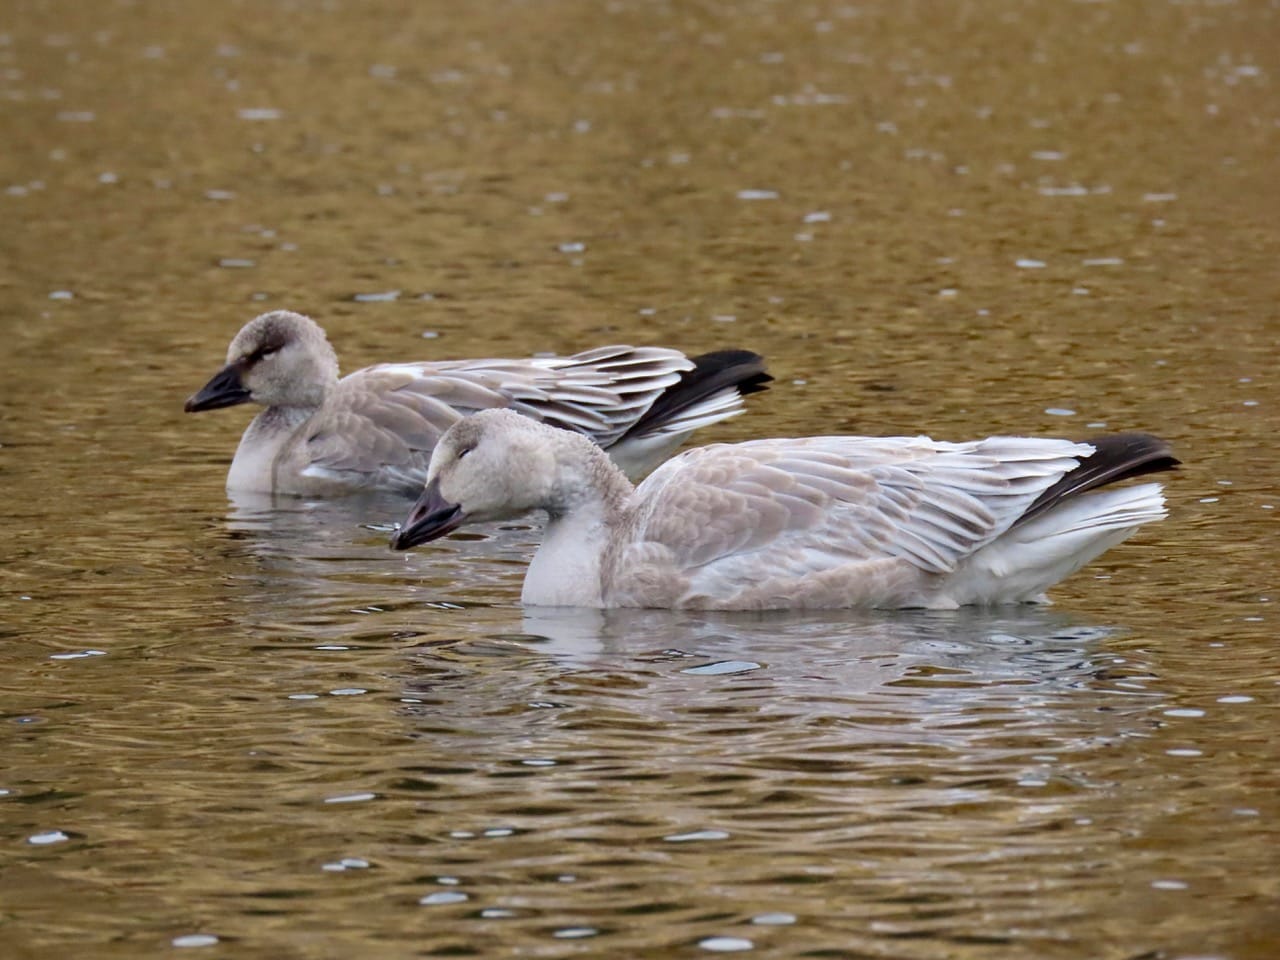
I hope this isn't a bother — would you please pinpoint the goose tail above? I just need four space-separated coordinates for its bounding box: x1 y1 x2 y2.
605 349 771 478
953 481 1170 605
1016 432 1179 527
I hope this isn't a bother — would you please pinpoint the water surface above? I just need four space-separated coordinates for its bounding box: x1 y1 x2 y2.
2 1 1278 957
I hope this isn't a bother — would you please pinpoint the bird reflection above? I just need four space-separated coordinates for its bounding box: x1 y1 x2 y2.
213 488 536 642
398 604 1158 744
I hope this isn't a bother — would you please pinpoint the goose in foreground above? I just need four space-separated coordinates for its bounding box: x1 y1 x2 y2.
184 311 771 496
390 410 1179 610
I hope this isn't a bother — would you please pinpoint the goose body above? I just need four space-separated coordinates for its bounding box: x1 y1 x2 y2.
184 311 770 496
391 410 1178 610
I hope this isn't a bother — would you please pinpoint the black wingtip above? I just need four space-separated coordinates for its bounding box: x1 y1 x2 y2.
690 349 774 397
1017 432 1180 527
619 349 772 440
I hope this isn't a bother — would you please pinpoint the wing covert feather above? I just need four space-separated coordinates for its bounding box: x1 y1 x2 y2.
625 436 1092 577
302 346 698 484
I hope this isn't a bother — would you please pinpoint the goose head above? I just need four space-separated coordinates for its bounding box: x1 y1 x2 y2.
391 410 562 550
184 311 340 413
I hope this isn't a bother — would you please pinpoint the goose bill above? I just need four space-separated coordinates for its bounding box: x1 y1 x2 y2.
184 362 251 412
391 479 466 550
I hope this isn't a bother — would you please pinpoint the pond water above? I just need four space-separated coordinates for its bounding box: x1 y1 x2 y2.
2 1 1278 957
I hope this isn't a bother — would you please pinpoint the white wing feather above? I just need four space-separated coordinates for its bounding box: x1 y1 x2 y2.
623 436 1093 588
302 346 696 489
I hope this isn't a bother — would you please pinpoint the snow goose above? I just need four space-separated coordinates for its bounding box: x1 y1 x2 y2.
390 409 1178 610
184 311 771 496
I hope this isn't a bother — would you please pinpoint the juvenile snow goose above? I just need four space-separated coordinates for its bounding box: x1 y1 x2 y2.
390 409 1179 610
184 311 771 496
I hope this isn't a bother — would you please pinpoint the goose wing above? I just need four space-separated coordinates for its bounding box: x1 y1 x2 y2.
300 347 694 490
626 435 1094 576
426 346 696 446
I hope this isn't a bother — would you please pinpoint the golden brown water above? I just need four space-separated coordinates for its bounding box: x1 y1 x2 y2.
2 0 1279 957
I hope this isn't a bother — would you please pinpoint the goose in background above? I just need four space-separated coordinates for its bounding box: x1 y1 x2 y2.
184 311 771 496
390 409 1178 610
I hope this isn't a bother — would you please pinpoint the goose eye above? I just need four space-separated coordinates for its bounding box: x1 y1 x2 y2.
244 343 283 364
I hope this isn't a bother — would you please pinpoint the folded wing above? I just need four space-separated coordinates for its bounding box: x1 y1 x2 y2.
300 347 697 491
626 435 1095 579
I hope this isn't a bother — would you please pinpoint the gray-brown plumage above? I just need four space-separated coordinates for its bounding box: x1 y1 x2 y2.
183 311 771 496
391 410 1178 610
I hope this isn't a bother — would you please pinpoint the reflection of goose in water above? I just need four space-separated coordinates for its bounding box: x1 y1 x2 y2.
398 606 1157 746
213 489 545 642
392 605 1172 942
